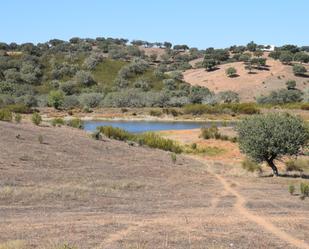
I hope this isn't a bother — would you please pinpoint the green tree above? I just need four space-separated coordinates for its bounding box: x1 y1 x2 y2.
247 41 257 52
203 58 217 71
293 64 307 76
279 51 293 64
225 67 237 77
237 113 309 176
48 90 64 109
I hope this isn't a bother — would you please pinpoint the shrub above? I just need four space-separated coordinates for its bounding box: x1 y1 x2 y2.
66 118 83 129
286 80 296 90
171 153 177 164
285 158 309 172
79 93 103 108
74 70 96 86
300 183 309 198
288 185 295 195
225 67 237 77
14 113 22 123
136 132 183 153
191 143 197 150
38 134 43 144
51 118 65 127
97 126 132 141
293 64 307 76
5 104 32 114
241 158 262 173
31 112 42 125
200 125 220 139
63 95 80 109
48 90 65 109
0 109 12 121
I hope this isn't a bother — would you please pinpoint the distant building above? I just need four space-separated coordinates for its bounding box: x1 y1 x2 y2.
262 45 275 52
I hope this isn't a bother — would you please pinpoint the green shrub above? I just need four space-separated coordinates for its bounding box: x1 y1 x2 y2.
300 183 309 198
66 118 83 129
31 112 42 126
91 130 102 140
98 126 132 141
171 153 177 164
0 109 13 122
14 113 22 123
136 132 183 153
191 143 197 150
5 104 32 114
288 185 295 195
241 158 262 173
201 125 220 139
52 118 65 127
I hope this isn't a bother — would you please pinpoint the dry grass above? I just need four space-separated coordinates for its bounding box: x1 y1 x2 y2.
0 121 309 249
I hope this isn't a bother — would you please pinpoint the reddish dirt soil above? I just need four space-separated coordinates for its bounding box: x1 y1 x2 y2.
1 121 309 249
184 58 309 102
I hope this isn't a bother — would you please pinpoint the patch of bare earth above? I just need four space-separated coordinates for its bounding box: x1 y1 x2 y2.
0 122 309 249
184 58 309 102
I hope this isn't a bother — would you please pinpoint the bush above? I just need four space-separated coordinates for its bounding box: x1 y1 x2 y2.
5 104 32 114
63 95 80 109
31 112 42 125
241 158 262 173
285 158 309 172
293 64 307 76
171 153 177 164
14 113 22 123
79 93 103 108
97 126 132 141
300 183 309 198
288 185 295 195
136 132 183 153
0 109 12 121
66 118 83 129
257 89 303 104
48 90 65 109
74 70 96 87
200 125 220 139
52 118 65 127
225 67 237 77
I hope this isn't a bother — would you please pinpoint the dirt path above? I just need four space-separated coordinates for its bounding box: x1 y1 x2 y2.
213 173 309 249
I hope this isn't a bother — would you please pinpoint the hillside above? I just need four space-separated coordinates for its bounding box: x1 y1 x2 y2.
184 57 309 102
1 121 309 248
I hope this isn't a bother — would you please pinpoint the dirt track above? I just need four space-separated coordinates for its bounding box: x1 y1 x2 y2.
1 121 309 249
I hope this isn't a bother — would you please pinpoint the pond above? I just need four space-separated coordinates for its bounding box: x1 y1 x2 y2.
83 120 235 133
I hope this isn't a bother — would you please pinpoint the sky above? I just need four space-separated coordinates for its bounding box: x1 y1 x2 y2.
1 0 308 49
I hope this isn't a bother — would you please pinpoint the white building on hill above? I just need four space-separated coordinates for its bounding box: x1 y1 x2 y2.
262 45 275 52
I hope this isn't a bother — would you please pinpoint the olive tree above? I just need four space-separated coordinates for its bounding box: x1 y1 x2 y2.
293 64 307 76
237 113 309 176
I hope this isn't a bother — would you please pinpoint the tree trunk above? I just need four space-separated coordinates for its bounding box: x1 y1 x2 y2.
266 159 279 176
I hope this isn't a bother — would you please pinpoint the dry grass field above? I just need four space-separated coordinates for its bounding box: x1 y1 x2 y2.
1 121 309 249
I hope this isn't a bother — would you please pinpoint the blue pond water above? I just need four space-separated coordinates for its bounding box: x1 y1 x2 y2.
83 120 232 133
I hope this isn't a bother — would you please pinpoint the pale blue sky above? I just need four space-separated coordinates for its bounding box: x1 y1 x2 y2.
1 0 308 48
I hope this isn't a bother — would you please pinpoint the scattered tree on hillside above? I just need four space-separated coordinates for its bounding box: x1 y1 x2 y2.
247 41 257 52
253 50 263 57
203 58 217 71
48 90 65 109
279 51 293 65
237 113 309 176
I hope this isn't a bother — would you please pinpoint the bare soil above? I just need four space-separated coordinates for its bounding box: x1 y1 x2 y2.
184 58 309 102
1 121 309 249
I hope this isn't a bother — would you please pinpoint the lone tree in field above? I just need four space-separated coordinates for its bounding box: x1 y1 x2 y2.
237 113 309 176
225 67 237 77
